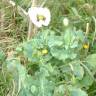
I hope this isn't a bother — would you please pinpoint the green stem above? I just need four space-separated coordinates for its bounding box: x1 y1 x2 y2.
80 61 95 81
92 16 96 46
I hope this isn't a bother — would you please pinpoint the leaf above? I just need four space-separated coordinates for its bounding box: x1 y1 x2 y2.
50 47 69 61
50 47 77 61
69 88 88 96
70 41 78 48
31 66 55 96
79 73 93 88
38 78 53 96
63 28 76 49
85 54 96 69
22 41 40 62
6 58 29 95
53 85 66 96
72 63 84 80
23 42 33 60
48 36 63 47
63 28 84 50
76 30 85 42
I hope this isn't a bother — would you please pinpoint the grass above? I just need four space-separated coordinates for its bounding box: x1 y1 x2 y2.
0 0 96 96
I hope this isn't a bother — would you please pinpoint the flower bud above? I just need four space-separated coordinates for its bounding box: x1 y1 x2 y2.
63 18 69 26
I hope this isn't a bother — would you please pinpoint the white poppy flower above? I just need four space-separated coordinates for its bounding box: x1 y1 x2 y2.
28 7 51 27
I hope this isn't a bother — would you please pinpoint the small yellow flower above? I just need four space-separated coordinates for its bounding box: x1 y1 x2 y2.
83 44 89 49
42 49 48 55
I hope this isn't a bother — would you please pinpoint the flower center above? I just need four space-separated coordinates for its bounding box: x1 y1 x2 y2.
37 15 46 21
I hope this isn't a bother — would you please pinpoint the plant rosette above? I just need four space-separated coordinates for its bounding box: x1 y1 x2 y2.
28 7 51 27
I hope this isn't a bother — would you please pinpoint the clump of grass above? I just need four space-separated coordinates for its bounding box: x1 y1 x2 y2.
0 67 12 96
0 0 96 96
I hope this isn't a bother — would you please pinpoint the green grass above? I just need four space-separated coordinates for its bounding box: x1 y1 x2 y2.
0 0 96 96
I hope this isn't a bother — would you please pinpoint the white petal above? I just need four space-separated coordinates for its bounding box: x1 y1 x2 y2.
41 8 51 26
28 8 38 20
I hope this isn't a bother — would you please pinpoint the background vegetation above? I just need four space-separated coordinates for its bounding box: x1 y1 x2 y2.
0 0 96 96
